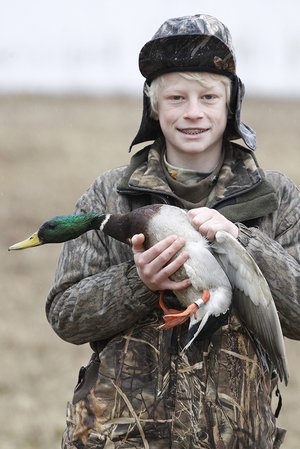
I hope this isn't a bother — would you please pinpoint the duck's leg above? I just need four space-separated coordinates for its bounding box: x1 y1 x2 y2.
159 290 210 330
159 292 190 329
159 291 182 314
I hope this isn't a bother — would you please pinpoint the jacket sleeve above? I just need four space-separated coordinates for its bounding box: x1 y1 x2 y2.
46 171 158 345
237 172 300 339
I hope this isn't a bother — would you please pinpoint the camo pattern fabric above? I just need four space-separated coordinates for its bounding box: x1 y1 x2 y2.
139 14 236 79
46 141 300 448
127 139 270 213
62 311 280 449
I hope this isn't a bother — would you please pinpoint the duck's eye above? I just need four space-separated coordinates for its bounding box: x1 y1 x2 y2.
47 222 56 230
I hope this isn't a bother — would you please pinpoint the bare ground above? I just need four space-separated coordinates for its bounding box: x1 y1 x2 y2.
1 94 299 448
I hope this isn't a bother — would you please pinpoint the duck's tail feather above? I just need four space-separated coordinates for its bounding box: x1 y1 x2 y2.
183 312 230 351
183 312 210 351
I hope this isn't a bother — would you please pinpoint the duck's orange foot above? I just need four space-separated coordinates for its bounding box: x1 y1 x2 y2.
159 315 190 330
158 291 189 329
160 302 198 330
158 290 210 330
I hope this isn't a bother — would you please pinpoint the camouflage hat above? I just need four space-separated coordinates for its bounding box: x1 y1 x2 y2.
130 14 256 151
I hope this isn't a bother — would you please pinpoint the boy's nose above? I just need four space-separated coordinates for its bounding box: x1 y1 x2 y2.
183 100 204 119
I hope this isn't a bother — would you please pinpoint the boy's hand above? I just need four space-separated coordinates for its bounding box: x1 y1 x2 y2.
131 234 191 292
188 207 238 240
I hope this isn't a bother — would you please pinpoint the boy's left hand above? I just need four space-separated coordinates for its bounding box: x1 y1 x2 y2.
187 207 238 240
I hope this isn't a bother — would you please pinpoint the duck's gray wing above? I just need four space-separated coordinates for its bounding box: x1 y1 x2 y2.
213 230 289 385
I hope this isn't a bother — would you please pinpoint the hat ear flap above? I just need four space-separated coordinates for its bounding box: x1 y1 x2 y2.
225 76 256 151
235 78 256 150
129 82 163 151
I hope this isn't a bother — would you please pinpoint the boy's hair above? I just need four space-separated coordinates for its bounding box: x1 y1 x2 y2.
145 72 232 119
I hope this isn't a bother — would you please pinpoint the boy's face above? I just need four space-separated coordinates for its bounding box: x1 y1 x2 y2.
156 72 228 171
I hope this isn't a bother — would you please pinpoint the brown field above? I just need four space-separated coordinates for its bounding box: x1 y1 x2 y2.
1 94 300 448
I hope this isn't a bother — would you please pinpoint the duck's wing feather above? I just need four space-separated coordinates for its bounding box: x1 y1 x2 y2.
212 230 289 385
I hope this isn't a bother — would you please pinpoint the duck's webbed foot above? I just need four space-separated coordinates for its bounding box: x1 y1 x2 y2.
159 290 210 330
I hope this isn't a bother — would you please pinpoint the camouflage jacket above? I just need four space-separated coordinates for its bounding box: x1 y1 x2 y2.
47 139 300 449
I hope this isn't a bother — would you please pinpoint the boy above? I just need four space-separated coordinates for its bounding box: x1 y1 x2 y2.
47 14 300 448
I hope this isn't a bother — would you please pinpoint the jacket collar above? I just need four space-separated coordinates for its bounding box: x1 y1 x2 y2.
118 139 278 220
120 139 259 199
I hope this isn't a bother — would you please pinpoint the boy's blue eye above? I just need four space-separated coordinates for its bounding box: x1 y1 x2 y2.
203 94 217 100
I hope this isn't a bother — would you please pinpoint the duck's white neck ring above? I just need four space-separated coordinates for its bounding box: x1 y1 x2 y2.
100 214 111 231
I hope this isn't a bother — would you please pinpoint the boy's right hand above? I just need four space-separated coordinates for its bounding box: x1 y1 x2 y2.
131 233 191 292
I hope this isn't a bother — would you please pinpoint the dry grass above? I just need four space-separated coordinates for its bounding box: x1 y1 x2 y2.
1 94 299 448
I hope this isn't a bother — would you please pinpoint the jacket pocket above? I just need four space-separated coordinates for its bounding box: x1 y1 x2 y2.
73 352 100 404
273 427 286 448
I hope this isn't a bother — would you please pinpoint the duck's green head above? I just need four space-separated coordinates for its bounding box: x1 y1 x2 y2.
9 213 106 250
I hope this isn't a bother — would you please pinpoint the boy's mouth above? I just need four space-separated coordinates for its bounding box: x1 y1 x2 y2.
178 128 209 135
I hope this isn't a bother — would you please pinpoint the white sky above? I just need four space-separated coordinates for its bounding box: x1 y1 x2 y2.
1 0 300 96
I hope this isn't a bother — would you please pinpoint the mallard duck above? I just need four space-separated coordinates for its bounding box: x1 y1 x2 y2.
9 203 288 384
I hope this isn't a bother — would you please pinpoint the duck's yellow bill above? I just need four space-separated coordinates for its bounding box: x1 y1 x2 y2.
8 232 42 251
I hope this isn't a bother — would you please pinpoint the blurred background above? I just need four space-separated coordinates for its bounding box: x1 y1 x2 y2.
1 1 299 447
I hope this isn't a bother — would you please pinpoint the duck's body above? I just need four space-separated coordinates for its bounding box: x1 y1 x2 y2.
9 203 288 384
128 205 233 343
